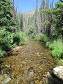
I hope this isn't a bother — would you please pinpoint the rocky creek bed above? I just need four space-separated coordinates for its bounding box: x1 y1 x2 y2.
0 38 58 84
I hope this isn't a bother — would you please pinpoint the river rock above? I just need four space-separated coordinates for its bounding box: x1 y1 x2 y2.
0 74 11 84
35 52 40 56
2 77 11 84
53 66 63 80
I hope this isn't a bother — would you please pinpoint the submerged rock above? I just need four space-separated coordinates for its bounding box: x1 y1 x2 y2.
2 77 11 84
0 74 11 84
27 67 34 78
35 52 40 56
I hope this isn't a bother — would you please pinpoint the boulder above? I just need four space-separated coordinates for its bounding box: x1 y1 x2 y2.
53 66 63 80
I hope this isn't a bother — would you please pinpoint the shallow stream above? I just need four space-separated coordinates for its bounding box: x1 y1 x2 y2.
0 38 58 84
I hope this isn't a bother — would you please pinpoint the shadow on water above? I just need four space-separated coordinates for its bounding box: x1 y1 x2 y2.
0 60 3 64
47 72 63 84
48 78 63 84
0 58 6 65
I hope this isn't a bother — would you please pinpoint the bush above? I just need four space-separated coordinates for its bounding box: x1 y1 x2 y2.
48 39 63 58
0 29 28 57
13 33 20 45
0 49 6 58
35 34 49 42
46 41 51 47
13 32 28 45
26 27 35 37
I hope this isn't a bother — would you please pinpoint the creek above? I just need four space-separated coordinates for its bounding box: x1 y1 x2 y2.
0 38 58 84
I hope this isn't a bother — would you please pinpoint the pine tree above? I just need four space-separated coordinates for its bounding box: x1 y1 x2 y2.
42 0 63 36
0 0 13 27
53 0 63 35
0 0 16 32
0 0 16 54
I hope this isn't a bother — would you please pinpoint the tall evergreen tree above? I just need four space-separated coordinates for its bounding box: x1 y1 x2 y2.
0 0 13 27
0 0 16 32
54 0 63 35
42 0 63 36
0 0 16 53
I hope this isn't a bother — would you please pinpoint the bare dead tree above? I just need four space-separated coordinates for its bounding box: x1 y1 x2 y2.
35 0 38 33
40 0 45 9
40 0 45 33
45 0 52 35
35 0 41 34
12 0 16 20
45 0 49 9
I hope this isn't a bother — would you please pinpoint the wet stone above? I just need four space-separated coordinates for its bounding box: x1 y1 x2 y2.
0 74 11 84
35 52 40 56
53 66 63 80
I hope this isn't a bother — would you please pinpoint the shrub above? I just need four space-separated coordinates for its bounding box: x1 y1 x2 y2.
49 39 63 58
31 33 36 38
0 29 28 57
26 27 35 37
35 34 49 42
52 49 61 58
13 33 20 45
6 26 16 32
0 49 6 58
13 32 28 45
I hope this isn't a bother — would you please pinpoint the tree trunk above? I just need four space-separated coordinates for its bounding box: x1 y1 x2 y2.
12 0 16 20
